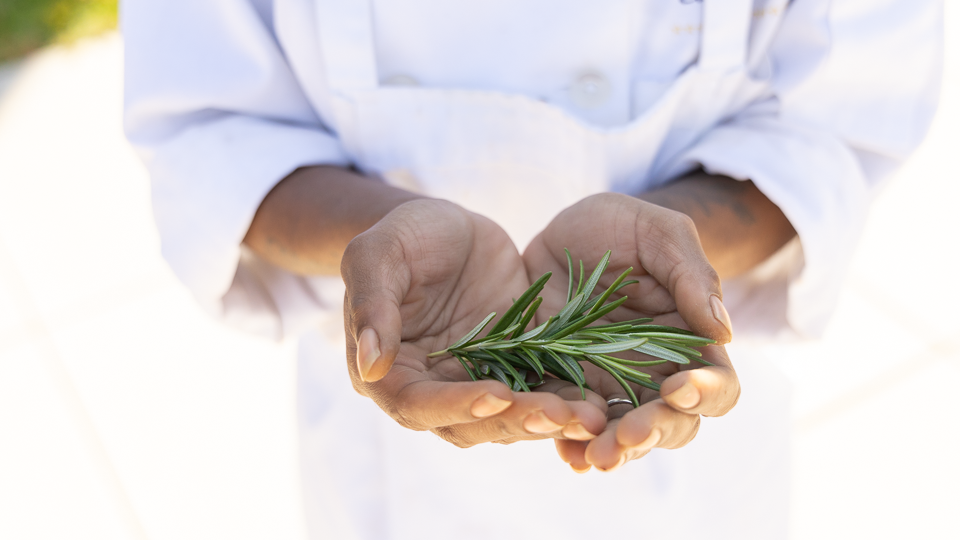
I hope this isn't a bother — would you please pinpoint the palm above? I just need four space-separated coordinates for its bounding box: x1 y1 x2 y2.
385 204 532 387
524 241 716 408
521 193 738 471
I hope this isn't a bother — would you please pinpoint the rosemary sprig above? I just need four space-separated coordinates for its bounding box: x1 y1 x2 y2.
428 250 715 408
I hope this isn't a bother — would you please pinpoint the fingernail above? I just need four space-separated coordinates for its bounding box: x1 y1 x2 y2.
630 428 662 454
710 294 733 338
357 328 381 382
523 411 563 434
561 423 596 441
571 464 592 474
470 393 512 418
599 454 627 473
664 382 701 410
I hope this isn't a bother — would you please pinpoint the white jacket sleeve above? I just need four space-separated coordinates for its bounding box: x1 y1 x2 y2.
123 0 349 339
672 0 942 337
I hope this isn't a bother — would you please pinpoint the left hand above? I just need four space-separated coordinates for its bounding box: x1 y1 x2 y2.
523 193 741 472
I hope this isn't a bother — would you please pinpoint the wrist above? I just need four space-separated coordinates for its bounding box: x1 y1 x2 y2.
244 165 425 275
637 171 795 278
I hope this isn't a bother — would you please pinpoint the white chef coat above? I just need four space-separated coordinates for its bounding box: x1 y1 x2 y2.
122 1 942 539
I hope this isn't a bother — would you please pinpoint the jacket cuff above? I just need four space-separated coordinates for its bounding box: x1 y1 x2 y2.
670 115 871 337
146 115 350 336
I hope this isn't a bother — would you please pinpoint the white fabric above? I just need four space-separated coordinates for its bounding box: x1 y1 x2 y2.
123 0 943 341
122 0 942 538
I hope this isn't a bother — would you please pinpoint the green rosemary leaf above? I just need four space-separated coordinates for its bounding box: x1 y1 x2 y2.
511 296 543 339
550 291 587 332
614 368 662 392
628 324 696 335
430 311 496 356
514 319 551 342
586 318 655 331
575 280 637 317
481 322 523 344
586 266 633 316
452 352 478 381
544 348 585 387
577 294 603 316
558 352 588 400
575 260 585 296
539 351 574 384
647 340 704 358
483 363 514 388
543 343 583 356
625 332 715 346
478 341 521 350
635 342 691 364
487 272 552 336
501 350 538 371
581 325 631 335
614 279 640 292
599 353 667 368
486 350 530 392
594 356 662 393
576 337 649 354
565 248 575 304
581 250 612 300
570 330 617 343
636 379 662 392
555 339 593 346
585 354 639 407
516 347 546 378
551 296 629 340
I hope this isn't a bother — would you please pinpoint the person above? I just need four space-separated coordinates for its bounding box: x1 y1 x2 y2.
123 0 942 538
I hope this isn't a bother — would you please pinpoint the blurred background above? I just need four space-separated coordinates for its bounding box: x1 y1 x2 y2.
0 1 958 539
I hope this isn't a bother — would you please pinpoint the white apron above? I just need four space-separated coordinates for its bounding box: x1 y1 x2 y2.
299 1 792 538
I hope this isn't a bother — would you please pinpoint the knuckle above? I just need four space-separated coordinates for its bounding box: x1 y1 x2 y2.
391 405 426 432
704 265 722 289
348 376 370 397
433 426 475 449
489 417 513 438
340 234 371 276
708 380 741 418
672 415 701 449
673 211 697 234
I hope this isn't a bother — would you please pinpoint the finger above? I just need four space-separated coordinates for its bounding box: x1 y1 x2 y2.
555 439 592 473
660 345 739 417
634 205 733 344
534 380 608 440
616 400 699 450
585 400 699 471
432 391 606 448
384 377 516 431
583 418 628 472
341 228 409 382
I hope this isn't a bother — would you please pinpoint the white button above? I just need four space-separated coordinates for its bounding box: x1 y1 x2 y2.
383 74 419 87
569 73 611 109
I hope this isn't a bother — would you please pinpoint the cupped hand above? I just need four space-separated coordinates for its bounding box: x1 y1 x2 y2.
522 193 740 472
341 199 607 447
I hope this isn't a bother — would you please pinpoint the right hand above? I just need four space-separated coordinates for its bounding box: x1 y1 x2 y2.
341 199 607 447
523 193 740 472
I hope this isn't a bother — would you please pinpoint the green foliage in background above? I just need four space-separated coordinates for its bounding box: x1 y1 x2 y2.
0 0 117 63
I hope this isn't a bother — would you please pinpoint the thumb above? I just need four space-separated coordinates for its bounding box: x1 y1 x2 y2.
635 208 733 344
341 230 408 383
